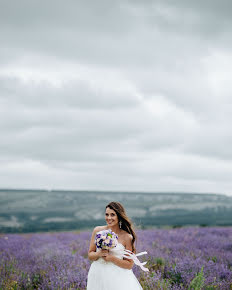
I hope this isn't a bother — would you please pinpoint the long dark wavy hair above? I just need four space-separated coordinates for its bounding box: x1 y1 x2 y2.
105 201 137 253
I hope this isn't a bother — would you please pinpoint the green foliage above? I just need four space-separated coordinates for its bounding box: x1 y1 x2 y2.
139 271 172 290
31 273 42 289
168 271 183 284
156 279 172 289
71 249 77 255
207 256 217 263
155 257 165 266
147 257 166 272
188 266 205 290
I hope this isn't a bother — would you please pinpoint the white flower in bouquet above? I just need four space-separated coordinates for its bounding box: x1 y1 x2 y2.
95 229 118 250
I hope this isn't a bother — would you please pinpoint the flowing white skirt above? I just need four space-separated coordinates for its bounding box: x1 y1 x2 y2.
87 244 143 290
87 259 142 290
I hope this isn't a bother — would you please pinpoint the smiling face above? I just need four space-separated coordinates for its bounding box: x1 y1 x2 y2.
105 207 119 227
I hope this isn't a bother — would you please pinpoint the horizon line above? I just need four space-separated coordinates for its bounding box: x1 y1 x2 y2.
0 187 230 197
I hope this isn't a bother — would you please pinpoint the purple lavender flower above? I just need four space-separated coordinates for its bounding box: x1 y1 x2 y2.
1 226 232 289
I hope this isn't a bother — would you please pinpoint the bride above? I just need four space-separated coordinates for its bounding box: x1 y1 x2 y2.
87 201 145 290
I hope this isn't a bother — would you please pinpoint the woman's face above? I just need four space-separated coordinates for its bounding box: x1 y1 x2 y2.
105 207 119 227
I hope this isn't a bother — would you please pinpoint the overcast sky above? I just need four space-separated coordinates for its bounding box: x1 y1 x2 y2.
0 0 232 195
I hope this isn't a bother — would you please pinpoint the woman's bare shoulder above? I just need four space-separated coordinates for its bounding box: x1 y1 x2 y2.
120 230 133 241
119 231 133 249
93 225 107 233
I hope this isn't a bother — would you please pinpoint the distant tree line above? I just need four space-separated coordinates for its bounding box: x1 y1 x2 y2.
1 206 232 234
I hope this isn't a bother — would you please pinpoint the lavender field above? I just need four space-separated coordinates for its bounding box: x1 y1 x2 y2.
1 227 232 289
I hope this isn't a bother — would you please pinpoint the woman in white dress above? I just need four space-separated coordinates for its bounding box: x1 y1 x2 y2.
87 201 144 290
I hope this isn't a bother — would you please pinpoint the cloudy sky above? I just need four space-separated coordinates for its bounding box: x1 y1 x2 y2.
0 0 232 195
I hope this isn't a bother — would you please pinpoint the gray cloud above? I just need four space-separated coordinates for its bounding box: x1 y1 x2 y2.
1 0 231 67
0 0 231 194
0 75 139 109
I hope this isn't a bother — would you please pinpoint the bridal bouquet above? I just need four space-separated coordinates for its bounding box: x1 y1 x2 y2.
95 229 149 271
95 229 118 250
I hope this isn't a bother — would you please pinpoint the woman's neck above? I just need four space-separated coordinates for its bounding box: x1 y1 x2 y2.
107 224 121 235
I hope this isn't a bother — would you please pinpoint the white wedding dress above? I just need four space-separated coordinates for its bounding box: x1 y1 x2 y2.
87 242 143 290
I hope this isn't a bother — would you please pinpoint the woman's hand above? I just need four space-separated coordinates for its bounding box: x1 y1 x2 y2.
101 250 115 262
97 249 114 262
98 249 109 258
102 254 115 262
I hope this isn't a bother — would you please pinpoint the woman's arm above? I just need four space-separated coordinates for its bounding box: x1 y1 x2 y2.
103 234 134 270
88 226 108 261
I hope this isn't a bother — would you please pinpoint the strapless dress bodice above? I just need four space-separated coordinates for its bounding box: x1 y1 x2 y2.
96 242 125 262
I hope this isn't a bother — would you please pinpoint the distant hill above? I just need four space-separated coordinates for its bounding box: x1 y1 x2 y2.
1 189 232 233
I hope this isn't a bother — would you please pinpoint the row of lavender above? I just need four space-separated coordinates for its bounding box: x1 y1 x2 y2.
1 227 232 289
